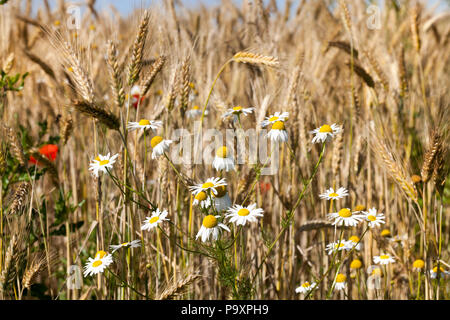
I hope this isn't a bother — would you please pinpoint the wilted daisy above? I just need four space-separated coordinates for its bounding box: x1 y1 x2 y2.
141 208 169 231
295 281 317 294
310 123 342 144
150 136 173 159
89 153 119 177
186 105 207 118
319 187 349 200
226 203 264 226
333 274 347 291
83 250 113 277
328 208 364 227
347 235 362 251
430 266 450 279
109 240 141 253
267 121 289 143
373 253 395 265
196 215 230 242
326 241 350 255
412 259 425 272
127 119 162 132
363 208 385 228
260 111 289 128
211 185 232 212
222 106 254 120
213 146 235 172
189 177 227 196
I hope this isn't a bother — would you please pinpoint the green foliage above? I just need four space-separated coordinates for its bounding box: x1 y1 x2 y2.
0 70 28 92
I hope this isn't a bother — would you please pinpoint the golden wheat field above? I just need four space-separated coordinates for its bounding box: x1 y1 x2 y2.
0 0 448 302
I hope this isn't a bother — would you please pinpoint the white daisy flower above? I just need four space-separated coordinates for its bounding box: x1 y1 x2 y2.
193 191 211 208
319 187 349 200
260 111 289 128
373 253 395 265
347 235 362 251
222 106 254 120
328 208 364 227
109 240 141 253
83 250 113 277
186 105 207 118
333 274 347 291
189 177 227 196
412 259 425 272
430 266 450 279
127 119 162 132
196 215 230 242
212 185 232 212
310 123 342 144
213 146 235 172
363 208 385 228
226 203 264 226
150 136 173 159
266 121 289 143
295 281 317 294
141 208 169 231
326 241 351 255
89 153 119 177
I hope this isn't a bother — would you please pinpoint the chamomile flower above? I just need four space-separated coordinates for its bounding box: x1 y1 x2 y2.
127 119 162 132
83 250 113 277
211 185 232 212
196 215 230 242
266 121 289 143
412 259 425 272
350 259 363 270
89 153 119 177
222 106 254 120
193 191 211 208
333 274 347 291
226 203 264 226
363 208 385 228
326 241 350 255
328 208 364 227
261 111 289 128
319 187 349 200
141 208 169 231
109 240 141 253
373 253 395 265
310 123 342 144
213 146 235 172
186 105 207 118
150 136 173 159
347 235 362 251
189 177 227 196
295 281 317 294
430 266 450 279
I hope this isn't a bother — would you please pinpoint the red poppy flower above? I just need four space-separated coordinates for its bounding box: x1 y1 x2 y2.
131 94 144 108
259 182 271 194
29 144 58 165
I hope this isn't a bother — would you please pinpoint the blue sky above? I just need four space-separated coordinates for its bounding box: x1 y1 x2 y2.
31 0 449 17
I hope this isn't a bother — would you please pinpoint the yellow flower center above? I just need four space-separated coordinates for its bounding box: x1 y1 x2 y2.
380 255 390 260
121 242 129 246
193 105 200 110
95 250 107 259
202 182 214 189
367 215 376 221
433 266 445 273
336 242 345 249
319 124 332 133
202 215 218 228
54 20 61 26
237 208 250 216
99 159 109 166
269 116 279 122
89 25 96 31
372 268 383 276
271 121 285 130
381 229 391 237
329 192 339 197
302 282 310 288
92 260 103 267
216 146 228 158
149 216 159 224
413 259 425 269
151 136 163 148
232 106 243 112
213 185 227 198
350 259 362 269
349 236 360 243
338 208 352 218
195 191 207 201
335 274 346 283
139 119 151 126
354 204 366 211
